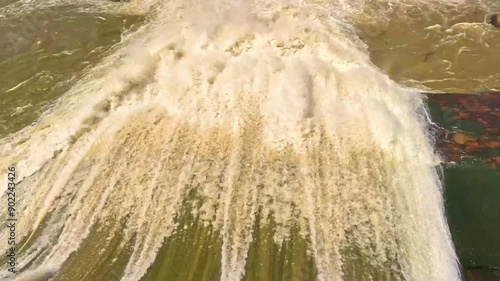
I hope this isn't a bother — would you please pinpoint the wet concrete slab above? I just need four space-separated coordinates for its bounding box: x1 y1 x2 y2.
465 269 500 281
424 92 500 275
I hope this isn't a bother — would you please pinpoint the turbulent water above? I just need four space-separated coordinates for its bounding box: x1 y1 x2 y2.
3 0 497 280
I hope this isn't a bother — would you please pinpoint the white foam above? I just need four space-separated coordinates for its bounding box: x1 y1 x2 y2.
0 1 461 281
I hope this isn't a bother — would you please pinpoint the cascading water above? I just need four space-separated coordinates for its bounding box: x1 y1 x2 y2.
0 0 462 280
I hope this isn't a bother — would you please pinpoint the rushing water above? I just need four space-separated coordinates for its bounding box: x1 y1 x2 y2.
0 0 498 280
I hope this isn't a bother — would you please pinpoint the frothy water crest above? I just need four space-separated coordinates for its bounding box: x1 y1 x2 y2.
0 1 461 280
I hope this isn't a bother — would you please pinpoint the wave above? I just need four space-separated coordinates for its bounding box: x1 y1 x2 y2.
0 1 462 280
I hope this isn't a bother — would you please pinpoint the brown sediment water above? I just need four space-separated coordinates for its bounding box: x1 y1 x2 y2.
0 5 145 137
355 1 500 93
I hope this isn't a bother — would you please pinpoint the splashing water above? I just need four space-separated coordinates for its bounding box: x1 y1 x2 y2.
0 0 462 280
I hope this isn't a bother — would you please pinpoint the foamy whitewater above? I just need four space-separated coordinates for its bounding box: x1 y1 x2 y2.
0 0 462 280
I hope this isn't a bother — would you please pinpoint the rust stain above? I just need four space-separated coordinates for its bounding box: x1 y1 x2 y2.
425 92 500 170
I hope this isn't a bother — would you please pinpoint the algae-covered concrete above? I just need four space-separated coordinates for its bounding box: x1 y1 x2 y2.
425 92 500 272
